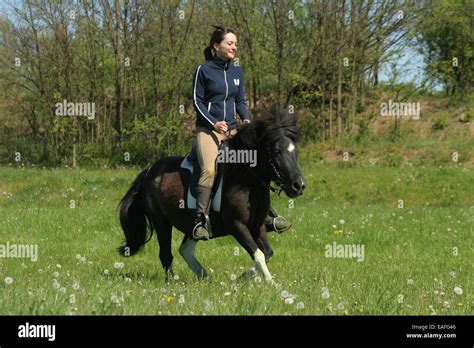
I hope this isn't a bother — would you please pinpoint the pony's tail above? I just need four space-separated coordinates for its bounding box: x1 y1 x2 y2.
117 169 151 256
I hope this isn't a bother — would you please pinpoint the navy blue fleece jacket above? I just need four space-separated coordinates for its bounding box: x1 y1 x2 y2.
193 55 249 130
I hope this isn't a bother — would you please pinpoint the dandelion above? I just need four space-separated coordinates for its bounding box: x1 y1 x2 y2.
449 271 456 278
76 254 81 260
53 280 60 289
339 219 345 225
114 262 124 270
284 298 294 305
281 290 290 298
337 302 345 310
332 224 337 229
4 277 13 285
72 281 80 291
69 294 76 304
254 276 262 283
103 269 109 275
397 294 404 304
322 290 330 300
173 274 180 281
407 279 414 285
434 290 439 295
111 295 119 303
443 301 450 308
296 302 305 309
454 286 463 295
179 294 185 304
80 256 86 263
125 277 131 283
230 274 237 281
53 272 60 278
60 287 67 294
224 292 231 297
56 264 62 269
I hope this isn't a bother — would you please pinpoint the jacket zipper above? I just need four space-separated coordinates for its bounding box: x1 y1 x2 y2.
208 102 211 112
223 66 228 121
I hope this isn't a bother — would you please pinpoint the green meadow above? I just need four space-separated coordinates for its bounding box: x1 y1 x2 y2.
0 161 472 315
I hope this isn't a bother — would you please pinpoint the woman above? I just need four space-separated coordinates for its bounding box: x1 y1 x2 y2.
192 26 291 240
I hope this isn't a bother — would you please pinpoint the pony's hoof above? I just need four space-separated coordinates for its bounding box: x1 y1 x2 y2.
241 267 258 279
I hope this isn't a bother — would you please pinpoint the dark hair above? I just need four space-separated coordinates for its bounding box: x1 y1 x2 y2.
203 25 237 61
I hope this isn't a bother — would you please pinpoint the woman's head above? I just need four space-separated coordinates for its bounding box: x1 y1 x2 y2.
204 26 238 61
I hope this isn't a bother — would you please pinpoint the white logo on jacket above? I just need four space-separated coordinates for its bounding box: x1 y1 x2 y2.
234 79 240 86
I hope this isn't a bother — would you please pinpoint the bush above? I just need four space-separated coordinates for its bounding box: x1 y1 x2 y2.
432 114 448 130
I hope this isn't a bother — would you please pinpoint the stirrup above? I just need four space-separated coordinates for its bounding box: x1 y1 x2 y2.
272 215 291 234
192 216 210 241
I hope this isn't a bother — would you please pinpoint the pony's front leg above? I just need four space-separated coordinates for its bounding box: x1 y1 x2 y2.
232 221 274 284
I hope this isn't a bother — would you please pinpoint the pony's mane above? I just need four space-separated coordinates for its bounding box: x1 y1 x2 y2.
230 106 299 149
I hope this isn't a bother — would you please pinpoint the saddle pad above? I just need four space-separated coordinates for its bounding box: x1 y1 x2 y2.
180 154 223 212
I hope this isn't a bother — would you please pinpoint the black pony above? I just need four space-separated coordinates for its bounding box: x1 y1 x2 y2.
118 107 306 283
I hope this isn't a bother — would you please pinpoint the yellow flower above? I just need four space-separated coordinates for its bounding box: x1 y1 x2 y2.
334 229 344 235
165 296 174 303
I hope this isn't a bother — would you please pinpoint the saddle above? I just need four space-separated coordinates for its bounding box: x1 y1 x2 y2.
180 142 226 212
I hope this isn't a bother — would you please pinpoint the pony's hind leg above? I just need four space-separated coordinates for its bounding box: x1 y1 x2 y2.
179 236 209 279
151 216 174 282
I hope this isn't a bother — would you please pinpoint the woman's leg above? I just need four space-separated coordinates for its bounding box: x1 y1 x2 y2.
193 127 221 240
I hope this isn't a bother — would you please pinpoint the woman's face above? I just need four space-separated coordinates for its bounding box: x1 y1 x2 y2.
214 33 238 60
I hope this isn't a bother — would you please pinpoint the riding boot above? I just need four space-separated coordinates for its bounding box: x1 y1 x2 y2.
265 205 292 234
192 185 213 241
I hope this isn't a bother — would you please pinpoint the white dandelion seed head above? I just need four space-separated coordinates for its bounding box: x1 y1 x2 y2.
454 286 463 295
111 295 119 303
75 254 81 260
4 277 13 285
53 281 60 289
72 281 80 290
254 276 262 283
60 287 67 294
322 291 330 300
103 269 109 275
69 294 76 304
434 290 439 295
173 274 180 281
53 272 60 278
339 219 345 225
284 298 294 305
407 279 414 285
230 274 237 281
449 271 456 278
332 224 337 229
281 290 290 298
397 294 404 304
114 262 124 269
296 302 305 309
80 256 86 263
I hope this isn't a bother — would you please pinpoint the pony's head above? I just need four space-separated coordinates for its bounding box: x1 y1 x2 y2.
233 106 306 198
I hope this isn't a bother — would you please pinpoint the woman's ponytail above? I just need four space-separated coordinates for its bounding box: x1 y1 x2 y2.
203 45 214 61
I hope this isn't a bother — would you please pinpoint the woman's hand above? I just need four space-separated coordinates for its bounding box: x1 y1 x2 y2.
213 121 229 134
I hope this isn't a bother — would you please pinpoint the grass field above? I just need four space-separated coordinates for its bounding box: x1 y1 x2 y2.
0 161 472 315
